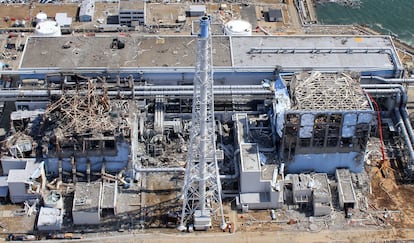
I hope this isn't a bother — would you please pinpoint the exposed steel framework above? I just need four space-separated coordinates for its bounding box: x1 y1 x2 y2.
178 16 226 230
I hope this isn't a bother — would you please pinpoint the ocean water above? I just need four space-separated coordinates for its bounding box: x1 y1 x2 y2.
315 0 414 46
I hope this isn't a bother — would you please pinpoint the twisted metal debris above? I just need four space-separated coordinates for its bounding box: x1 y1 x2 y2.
44 79 116 138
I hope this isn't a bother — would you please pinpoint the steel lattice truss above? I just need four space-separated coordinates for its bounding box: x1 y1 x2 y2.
179 22 225 229
291 72 371 111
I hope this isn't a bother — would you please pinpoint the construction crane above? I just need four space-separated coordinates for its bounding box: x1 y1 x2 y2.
178 16 226 231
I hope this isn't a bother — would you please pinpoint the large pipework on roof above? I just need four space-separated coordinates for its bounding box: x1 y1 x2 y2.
362 84 414 145
393 108 414 173
0 85 272 99
134 85 272 96
134 85 267 90
362 84 414 176
361 84 407 106
362 89 401 105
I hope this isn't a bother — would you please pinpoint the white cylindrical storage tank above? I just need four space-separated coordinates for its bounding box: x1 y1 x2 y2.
36 12 48 24
34 20 62 37
224 19 252 36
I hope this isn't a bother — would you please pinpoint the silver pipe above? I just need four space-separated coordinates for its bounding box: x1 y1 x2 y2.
131 114 139 181
400 107 414 145
0 90 50 97
0 87 271 98
362 84 407 105
363 89 401 95
363 88 402 110
362 76 414 84
394 108 414 173
134 85 267 90
133 89 271 96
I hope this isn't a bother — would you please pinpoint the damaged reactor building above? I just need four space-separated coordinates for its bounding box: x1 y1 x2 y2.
0 18 413 234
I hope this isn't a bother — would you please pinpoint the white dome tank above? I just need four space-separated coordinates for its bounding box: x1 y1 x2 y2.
34 20 61 37
36 12 48 24
224 20 252 36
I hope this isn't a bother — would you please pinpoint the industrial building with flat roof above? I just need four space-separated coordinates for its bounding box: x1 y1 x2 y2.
18 35 403 79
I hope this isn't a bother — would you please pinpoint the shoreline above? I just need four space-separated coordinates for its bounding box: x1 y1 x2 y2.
304 0 414 73
310 0 414 49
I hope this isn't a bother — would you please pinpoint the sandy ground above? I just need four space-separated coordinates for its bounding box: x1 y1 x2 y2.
0 3 79 28
0 3 117 29
10 228 410 243
369 164 414 229
0 1 303 34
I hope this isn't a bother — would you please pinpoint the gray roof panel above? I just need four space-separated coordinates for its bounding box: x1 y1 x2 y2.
19 35 400 74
